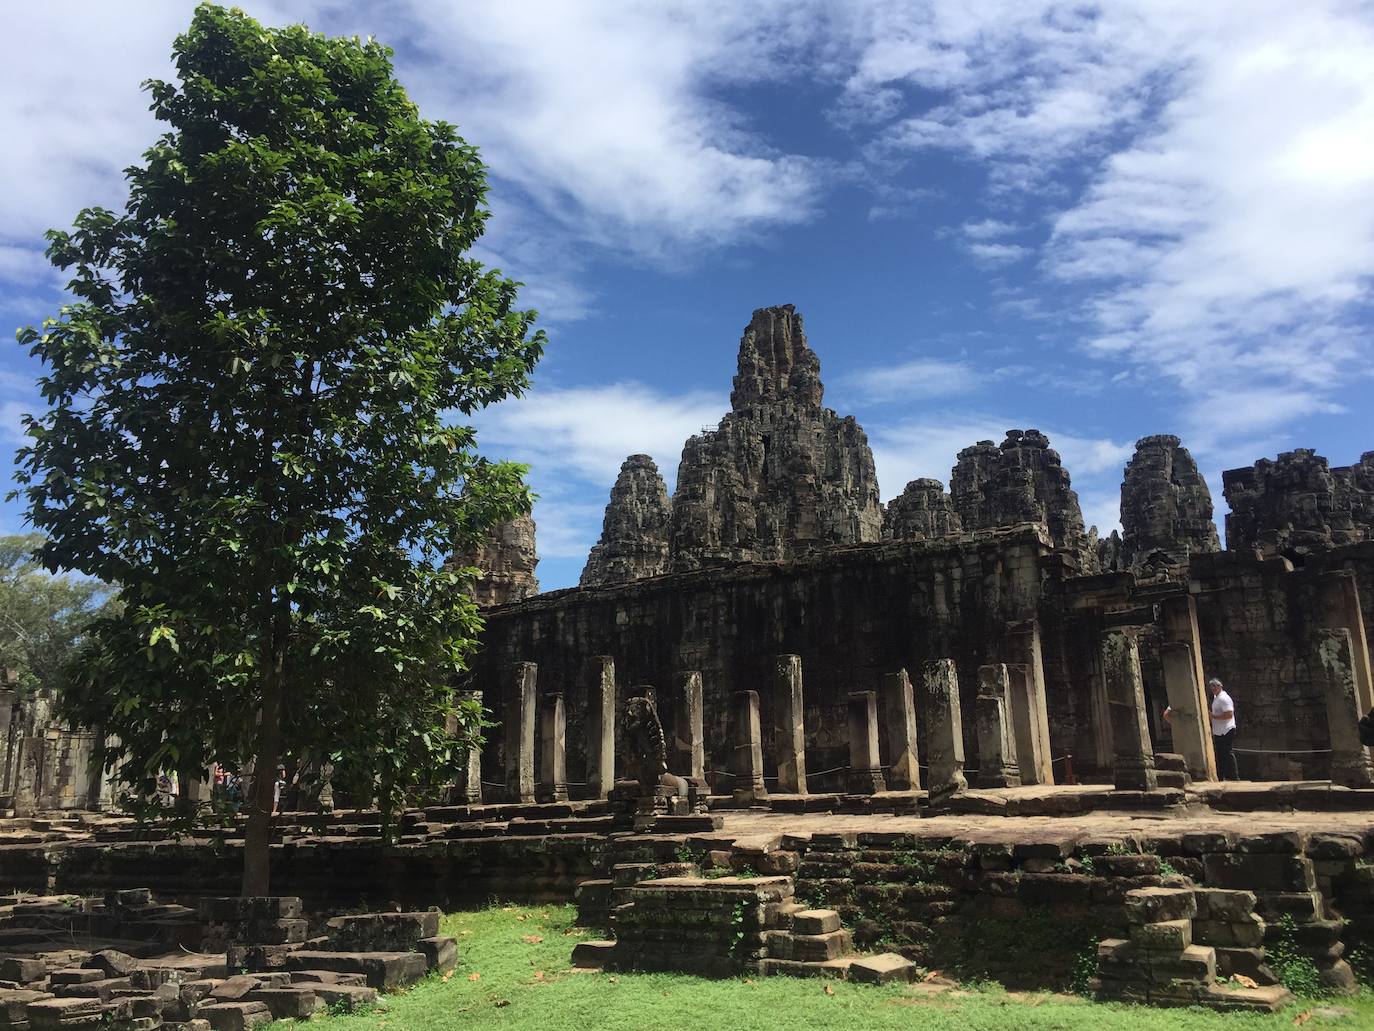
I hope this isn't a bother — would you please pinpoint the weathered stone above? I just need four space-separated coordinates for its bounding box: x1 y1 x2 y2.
879 669 920 791
450 514 539 607
669 305 883 570
922 660 966 798
846 691 886 795
671 670 705 781
951 429 1097 571
884 479 961 540
503 662 537 803
974 665 1021 788
1120 435 1219 571
1315 627 1374 787
1005 620 1053 785
731 691 768 804
1223 449 1374 559
1101 630 1158 791
622 694 668 795
773 655 808 794
581 455 672 587
586 656 616 799
284 952 428 990
537 692 568 803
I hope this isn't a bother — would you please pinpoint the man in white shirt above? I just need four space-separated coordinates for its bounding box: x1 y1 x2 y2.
1209 677 1239 781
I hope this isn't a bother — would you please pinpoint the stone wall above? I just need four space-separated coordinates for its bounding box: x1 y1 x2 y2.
474 526 1051 791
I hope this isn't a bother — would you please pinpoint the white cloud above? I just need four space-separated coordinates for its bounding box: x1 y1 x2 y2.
866 413 1132 503
840 358 978 404
961 219 1022 241
471 381 727 566
967 242 1030 266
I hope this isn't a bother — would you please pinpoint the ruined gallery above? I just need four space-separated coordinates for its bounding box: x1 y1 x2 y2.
0 305 1373 1019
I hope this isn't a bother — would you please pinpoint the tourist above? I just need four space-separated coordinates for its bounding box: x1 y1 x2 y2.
274 766 288 814
1209 677 1239 781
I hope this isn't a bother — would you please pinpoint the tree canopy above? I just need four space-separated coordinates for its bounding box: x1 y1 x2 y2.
13 3 545 892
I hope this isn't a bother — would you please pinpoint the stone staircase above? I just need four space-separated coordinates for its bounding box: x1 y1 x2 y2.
571 872 916 984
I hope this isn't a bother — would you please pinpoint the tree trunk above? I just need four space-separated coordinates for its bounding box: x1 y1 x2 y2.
241 627 286 897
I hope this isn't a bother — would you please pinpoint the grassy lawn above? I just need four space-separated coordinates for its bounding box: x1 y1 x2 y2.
282 904 1373 1030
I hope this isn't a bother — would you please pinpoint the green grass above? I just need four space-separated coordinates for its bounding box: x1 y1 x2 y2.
278 904 1374 1030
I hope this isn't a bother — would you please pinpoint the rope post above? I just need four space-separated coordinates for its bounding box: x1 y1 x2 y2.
1063 753 1076 786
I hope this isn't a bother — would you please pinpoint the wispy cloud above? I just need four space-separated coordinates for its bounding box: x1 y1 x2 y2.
471 381 727 565
840 358 978 404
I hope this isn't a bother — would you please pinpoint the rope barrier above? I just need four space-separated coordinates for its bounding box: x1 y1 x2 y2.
1232 747 1331 755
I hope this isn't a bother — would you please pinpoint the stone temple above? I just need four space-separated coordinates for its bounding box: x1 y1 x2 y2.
0 303 1372 1018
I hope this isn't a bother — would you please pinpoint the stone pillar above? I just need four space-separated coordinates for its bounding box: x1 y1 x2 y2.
1315 627 1374 787
1159 642 1214 783
671 670 705 780
586 656 616 800
846 691 887 795
975 664 1021 788
503 661 537 804
1006 620 1054 784
772 654 808 794
1318 572 1374 715
880 668 920 790
1159 594 1218 781
454 691 483 804
1005 664 1045 787
921 659 967 796
731 690 768 805
1100 630 1158 791
537 692 568 803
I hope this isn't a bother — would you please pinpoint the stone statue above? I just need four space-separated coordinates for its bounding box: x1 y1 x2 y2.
622 695 669 794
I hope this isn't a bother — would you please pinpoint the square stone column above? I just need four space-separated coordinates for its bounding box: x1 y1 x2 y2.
1004 664 1045 787
880 668 920 790
975 664 1021 788
504 661 537 803
921 659 967 796
456 691 483 804
1159 595 1217 781
1315 627 1374 787
585 656 616 800
1100 630 1158 791
1159 641 1214 783
1318 572 1374 714
1006 620 1054 785
672 670 705 780
731 690 768 805
846 691 887 795
772 654 808 794
537 692 568 803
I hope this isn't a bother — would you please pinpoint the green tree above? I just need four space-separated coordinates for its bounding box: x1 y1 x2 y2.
0 533 111 696
14 3 544 894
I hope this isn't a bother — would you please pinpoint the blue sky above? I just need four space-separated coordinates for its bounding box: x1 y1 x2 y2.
3 2 1374 591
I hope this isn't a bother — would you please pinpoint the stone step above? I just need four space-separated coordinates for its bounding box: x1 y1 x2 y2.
768 929 852 963
283 951 427 990
755 957 854 979
791 910 841 935
849 952 918 985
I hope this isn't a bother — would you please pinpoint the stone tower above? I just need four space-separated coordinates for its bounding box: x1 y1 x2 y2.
950 429 1097 569
580 454 673 587
451 514 540 607
1119 434 1219 568
1223 449 1374 559
884 478 962 540
669 305 884 570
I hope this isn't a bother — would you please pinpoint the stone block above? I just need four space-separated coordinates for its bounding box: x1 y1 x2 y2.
311 984 378 1011
199 1001 273 1030
25 997 104 1027
1193 887 1257 921
284 952 428 990
0 958 46 983
201 898 302 923
325 911 440 952
849 953 916 984
1123 887 1196 924
47 970 104 987
286 971 368 987
791 910 841 935
1202 854 1317 893
245 987 321 1020
1129 919 1191 952
226 945 299 972
571 941 616 968
416 937 457 974
1147 944 1216 984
